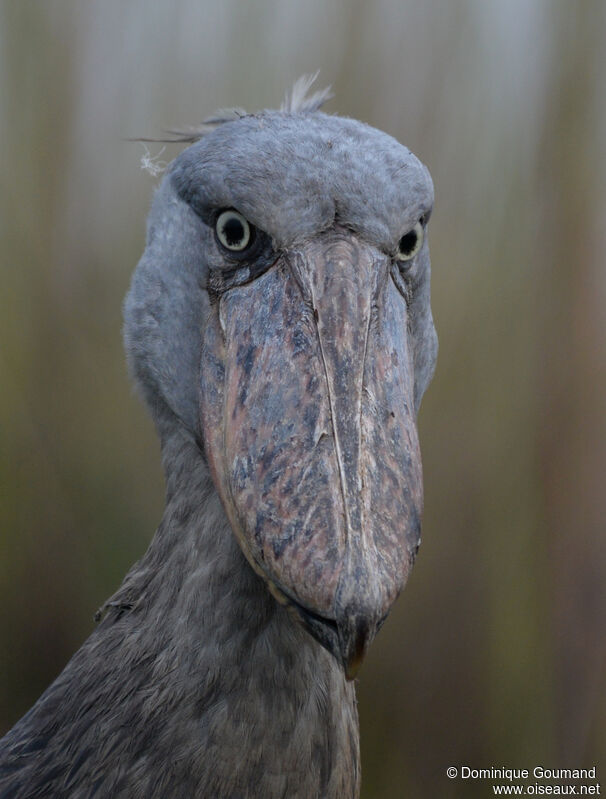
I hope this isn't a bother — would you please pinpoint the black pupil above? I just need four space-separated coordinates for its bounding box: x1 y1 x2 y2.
222 216 246 247
399 229 417 256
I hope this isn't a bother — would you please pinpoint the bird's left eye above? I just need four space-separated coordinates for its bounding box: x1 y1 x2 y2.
396 221 424 262
215 210 254 252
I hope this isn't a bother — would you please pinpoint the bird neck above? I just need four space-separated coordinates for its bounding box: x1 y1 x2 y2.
95 420 360 796
102 419 279 657
0 420 360 797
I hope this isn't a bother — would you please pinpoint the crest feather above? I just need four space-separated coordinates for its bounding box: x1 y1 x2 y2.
131 76 332 145
281 72 333 113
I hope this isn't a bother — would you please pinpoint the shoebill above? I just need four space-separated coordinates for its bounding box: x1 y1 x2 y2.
0 79 437 798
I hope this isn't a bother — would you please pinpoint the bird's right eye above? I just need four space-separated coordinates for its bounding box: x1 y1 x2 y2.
215 209 254 253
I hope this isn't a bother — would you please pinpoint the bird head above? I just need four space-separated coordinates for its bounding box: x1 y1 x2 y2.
124 82 437 679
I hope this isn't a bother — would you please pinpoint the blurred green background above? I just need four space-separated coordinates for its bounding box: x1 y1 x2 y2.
1 1 604 796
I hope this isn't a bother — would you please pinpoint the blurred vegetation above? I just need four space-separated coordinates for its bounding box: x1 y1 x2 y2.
1 1 604 796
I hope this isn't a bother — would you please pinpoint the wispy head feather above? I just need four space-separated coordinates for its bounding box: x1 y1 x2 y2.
161 108 249 142
280 72 333 113
130 75 332 145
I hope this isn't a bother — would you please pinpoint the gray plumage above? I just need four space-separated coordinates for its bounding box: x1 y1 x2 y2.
0 81 437 798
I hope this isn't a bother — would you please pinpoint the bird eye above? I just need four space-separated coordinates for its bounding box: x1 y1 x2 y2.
215 210 253 252
396 221 424 262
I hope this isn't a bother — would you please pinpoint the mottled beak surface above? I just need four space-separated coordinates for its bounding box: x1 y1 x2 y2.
200 230 423 677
